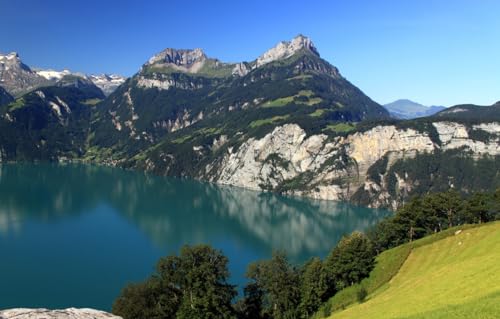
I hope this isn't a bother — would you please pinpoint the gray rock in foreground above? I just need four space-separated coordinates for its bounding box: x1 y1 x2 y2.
0 308 121 319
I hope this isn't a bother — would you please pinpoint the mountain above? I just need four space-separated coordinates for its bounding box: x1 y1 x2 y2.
0 52 52 96
88 74 127 96
0 86 13 106
255 34 319 67
36 69 126 96
89 35 389 156
0 52 126 97
0 83 104 161
35 68 73 81
384 99 445 119
0 35 498 209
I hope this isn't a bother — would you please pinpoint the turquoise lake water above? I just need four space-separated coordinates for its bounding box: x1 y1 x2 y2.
0 163 390 311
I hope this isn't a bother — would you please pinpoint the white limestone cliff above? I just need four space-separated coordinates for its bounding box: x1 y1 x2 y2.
208 121 500 209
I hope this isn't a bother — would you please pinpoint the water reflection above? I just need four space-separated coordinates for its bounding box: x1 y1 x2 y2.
0 163 389 259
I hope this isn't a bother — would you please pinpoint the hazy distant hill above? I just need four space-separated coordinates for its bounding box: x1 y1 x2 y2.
384 99 445 119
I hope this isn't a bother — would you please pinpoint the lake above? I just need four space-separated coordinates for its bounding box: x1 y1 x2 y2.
0 163 390 311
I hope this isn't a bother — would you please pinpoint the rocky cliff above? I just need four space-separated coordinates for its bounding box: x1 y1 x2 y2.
206 121 499 209
0 308 121 319
0 52 51 96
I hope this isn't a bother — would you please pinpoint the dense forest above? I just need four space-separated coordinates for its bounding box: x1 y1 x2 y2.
112 188 500 319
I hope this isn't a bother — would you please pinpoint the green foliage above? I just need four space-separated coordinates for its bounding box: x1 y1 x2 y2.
0 86 101 161
262 90 322 108
309 109 328 117
298 257 328 318
368 189 499 252
82 98 103 106
195 59 235 78
433 103 500 122
234 283 266 319
323 122 356 133
244 251 301 319
112 278 179 319
7 97 25 111
464 191 498 223
356 287 367 303
262 95 296 107
324 232 375 291
113 245 236 319
249 115 290 128
274 171 315 193
353 149 500 209
366 155 389 184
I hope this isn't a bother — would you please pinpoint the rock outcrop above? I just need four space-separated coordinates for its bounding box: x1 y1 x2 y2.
256 34 319 67
208 121 500 209
0 52 51 96
0 308 121 319
145 48 208 73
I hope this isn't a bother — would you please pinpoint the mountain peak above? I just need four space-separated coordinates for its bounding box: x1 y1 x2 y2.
0 52 20 60
384 99 446 119
0 52 23 67
256 34 319 67
146 48 207 68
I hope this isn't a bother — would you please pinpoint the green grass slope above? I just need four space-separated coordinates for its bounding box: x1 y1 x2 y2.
327 222 500 319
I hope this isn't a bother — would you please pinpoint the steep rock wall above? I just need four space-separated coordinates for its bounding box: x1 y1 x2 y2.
209 121 500 209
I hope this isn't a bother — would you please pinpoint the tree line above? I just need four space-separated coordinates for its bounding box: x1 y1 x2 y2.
113 188 500 319
368 189 500 253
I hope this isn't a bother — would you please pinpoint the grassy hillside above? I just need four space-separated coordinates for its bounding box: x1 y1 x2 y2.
323 222 500 319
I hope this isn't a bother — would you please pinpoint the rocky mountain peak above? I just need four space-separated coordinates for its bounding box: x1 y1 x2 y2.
0 52 49 96
0 52 29 71
0 52 20 61
146 48 207 70
256 34 319 67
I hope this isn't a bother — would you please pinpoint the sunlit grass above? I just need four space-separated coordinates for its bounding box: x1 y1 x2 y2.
327 222 500 319
249 115 290 128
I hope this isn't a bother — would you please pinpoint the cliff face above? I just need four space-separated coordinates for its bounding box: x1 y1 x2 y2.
206 121 499 209
0 308 121 319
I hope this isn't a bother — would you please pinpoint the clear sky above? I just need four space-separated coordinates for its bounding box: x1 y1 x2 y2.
1 0 499 106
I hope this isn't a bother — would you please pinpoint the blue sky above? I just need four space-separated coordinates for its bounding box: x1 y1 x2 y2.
1 0 499 106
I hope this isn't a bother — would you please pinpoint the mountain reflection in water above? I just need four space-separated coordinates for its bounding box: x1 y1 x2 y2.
0 163 390 310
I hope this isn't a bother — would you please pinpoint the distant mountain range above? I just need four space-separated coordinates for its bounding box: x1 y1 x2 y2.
0 52 126 96
384 99 446 119
0 35 498 209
